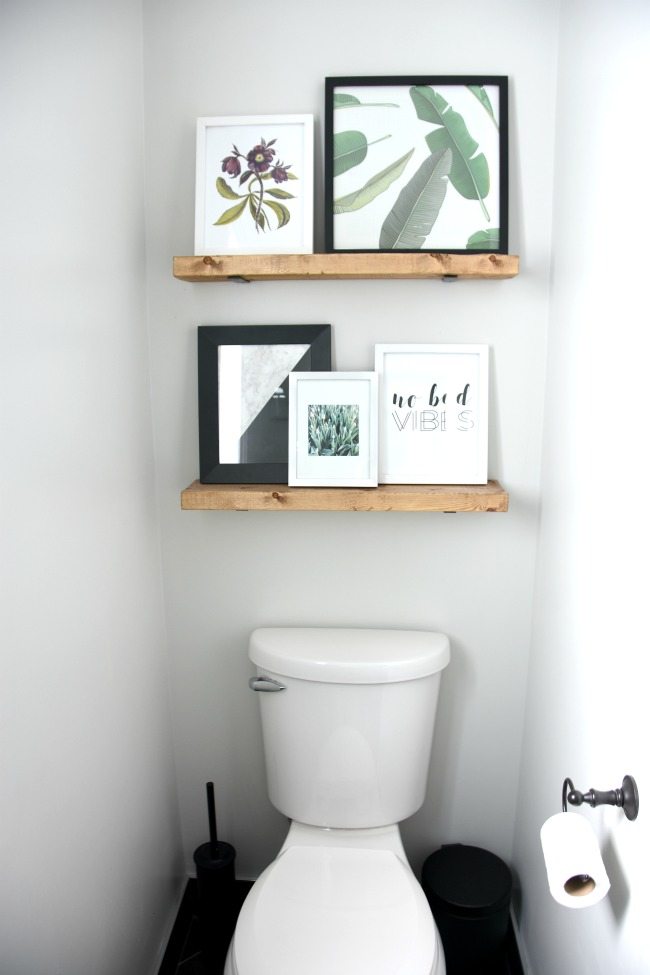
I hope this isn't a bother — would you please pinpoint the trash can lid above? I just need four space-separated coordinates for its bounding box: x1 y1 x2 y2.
422 844 512 919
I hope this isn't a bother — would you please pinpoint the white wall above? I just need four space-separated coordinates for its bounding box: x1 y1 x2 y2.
0 2 183 973
11 3 648 973
143 0 558 879
513 1 650 972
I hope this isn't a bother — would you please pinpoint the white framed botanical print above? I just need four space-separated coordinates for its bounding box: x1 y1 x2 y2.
374 344 488 484
195 114 314 255
288 372 378 487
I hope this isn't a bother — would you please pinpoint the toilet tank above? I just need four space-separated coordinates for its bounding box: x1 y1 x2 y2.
249 627 450 829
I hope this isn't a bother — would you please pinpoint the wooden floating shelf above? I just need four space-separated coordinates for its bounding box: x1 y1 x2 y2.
181 480 509 513
173 253 519 283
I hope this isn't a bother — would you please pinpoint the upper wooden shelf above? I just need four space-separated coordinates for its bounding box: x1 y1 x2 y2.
181 480 508 513
173 253 519 283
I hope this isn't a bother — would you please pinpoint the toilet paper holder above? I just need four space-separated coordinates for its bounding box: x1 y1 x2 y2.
562 775 639 821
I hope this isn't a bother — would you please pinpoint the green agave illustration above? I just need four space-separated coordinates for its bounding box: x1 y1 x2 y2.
308 405 360 457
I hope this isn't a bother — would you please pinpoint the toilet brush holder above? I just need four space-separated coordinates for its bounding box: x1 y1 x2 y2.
193 783 236 968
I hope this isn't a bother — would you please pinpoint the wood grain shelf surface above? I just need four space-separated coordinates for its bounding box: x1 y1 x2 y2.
180 480 509 513
173 253 519 282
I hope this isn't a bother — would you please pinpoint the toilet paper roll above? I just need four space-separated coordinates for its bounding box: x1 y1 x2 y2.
540 812 610 909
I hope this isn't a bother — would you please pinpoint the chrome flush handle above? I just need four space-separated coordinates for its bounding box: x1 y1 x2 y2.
248 675 287 692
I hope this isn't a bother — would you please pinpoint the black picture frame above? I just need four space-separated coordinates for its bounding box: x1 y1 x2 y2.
325 76 508 254
198 324 332 484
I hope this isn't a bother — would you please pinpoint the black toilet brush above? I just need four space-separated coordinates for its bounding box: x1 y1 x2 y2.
193 782 236 968
207 780 219 859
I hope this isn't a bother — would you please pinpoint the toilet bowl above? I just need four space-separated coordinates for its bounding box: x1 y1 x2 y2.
224 823 445 975
225 627 450 975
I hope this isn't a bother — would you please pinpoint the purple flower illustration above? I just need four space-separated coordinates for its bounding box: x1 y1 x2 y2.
214 135 298 234
246 139 276 174
221 153 241 177
271 161 291 183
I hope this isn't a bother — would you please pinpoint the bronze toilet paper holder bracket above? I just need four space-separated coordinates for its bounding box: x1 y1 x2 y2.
562 775 639 821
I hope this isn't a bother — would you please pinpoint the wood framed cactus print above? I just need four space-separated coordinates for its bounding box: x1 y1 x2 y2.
195 115 314 255
325 77 507 254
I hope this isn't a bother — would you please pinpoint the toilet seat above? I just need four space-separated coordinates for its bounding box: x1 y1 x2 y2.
232 844 439 975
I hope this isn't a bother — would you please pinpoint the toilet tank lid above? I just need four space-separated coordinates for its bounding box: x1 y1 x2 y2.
249 627 450 683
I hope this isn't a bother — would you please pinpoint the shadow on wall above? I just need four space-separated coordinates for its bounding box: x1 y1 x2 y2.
601 834 630 924
402 636 473 875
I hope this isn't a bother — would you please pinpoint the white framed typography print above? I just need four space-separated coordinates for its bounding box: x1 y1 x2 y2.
374 344 488 484
288 372 378 487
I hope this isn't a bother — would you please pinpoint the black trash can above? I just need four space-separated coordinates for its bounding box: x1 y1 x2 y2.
421 844 512 975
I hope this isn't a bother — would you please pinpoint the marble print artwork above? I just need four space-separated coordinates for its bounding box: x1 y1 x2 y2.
218 343 309 460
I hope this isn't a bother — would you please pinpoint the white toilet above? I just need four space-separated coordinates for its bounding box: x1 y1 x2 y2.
224 626 450 975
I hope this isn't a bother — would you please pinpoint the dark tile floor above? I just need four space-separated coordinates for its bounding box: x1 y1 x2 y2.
159 879 249 975
159 879 523 975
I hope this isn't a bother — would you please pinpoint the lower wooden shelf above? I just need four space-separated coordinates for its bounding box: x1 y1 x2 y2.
180 480 508 512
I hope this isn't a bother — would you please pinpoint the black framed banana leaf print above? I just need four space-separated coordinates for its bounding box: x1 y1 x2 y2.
324 76 508 254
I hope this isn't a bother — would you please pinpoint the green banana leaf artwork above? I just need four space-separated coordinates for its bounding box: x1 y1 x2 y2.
467 85 500 128
467 229 501 250
334 149 414 214
334 93 399 110
379 149 452 249
410 86 491 221
326 77 507 253
333 131 392 177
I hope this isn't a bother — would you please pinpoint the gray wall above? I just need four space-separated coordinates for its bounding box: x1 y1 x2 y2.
513 1 650 972
142 0 557 879
1 2 183 973
5 2 648 973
